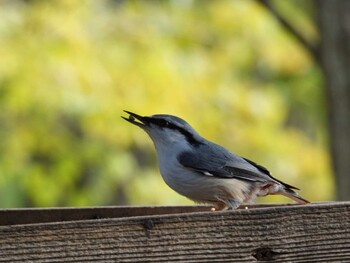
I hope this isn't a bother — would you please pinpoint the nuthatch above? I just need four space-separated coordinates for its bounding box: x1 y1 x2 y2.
122 111 309 210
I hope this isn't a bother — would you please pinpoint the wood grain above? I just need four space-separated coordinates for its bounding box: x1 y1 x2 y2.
0 202 349 262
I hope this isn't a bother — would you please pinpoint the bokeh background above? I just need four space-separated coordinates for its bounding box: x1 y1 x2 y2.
0 0 336 207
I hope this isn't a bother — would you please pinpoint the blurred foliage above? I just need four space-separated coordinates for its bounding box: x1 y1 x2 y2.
0 0 333 208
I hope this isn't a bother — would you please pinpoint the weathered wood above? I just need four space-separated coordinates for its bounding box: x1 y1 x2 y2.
0 204 284 226
0 205 212 226
0 202 349 262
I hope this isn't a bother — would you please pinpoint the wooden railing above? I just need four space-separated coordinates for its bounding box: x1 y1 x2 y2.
0 202 349 262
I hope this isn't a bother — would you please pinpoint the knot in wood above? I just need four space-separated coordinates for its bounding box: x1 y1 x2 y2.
143 219 154 230
252 247 275 261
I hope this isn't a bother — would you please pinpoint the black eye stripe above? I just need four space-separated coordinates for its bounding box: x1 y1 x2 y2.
150 118 170 128
150 118 203 146
150 118 177 129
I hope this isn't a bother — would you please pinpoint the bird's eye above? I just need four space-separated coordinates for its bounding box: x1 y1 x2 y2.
153 118 171 128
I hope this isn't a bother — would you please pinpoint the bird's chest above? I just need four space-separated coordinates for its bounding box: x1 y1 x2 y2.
157 152 182 185
155 145 192 190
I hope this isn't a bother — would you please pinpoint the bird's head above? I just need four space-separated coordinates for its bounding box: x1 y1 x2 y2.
122 110 204 147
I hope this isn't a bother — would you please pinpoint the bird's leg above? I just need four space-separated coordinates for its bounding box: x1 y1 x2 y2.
227 199 241 210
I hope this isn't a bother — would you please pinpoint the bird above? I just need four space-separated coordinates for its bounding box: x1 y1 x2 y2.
122 110 309 210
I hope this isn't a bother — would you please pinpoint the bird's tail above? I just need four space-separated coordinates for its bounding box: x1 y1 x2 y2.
279 187 309 204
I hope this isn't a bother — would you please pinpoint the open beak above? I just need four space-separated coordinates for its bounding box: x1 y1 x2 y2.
122 110 149 128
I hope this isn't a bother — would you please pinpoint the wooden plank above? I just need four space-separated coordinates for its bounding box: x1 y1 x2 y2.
0 205 212 226
0 204 288 226
0 202 349 262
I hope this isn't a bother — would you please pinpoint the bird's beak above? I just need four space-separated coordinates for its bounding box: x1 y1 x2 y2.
122 110 149 128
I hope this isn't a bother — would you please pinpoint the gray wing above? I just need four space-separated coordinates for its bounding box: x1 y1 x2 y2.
178 143 299 189
177 143 273 184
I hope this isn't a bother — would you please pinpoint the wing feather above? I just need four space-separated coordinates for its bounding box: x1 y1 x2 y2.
178 150 268 183
178 142 300 191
